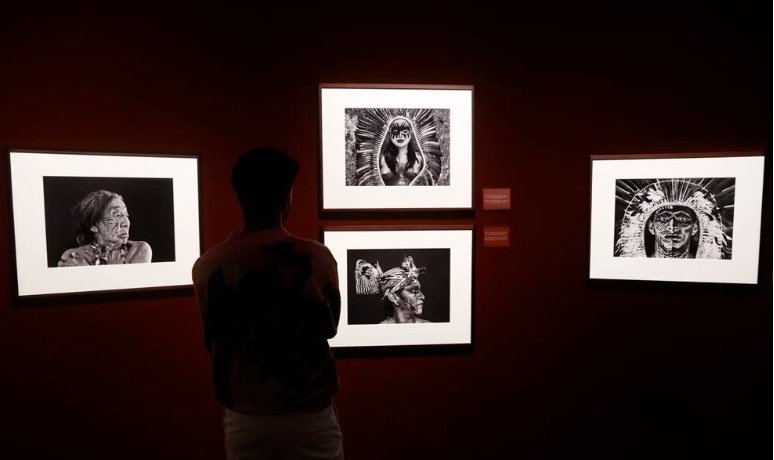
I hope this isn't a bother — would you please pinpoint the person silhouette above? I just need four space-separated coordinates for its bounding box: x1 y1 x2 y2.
193 147 343 460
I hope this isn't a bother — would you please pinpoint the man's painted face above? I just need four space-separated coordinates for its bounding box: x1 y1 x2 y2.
390 278 425 315
648 205 698 255
389 120 411 148
91 198 130 246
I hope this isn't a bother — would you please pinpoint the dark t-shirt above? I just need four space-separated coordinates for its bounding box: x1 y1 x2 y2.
192 227 340 414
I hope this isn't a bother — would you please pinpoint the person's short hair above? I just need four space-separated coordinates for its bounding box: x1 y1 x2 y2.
72 190 124 245
231 147 299 217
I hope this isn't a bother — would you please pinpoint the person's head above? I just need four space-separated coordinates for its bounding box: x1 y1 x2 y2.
383 277 425 316
382 117 420 174
388 117 412 149
231 147 299 221
378 256 425 317
647 205 699 257
72 190 129 246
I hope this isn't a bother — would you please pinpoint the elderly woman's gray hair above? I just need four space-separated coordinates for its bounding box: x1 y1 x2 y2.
72 190 124 245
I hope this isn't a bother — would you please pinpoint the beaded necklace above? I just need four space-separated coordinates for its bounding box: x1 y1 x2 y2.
91 243 128 265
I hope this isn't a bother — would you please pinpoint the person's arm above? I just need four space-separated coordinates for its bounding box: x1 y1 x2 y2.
58 246 94 267
380 154 396 185
319 260 341 339
410 151 424 175
321 287 341 339
192 259 214 354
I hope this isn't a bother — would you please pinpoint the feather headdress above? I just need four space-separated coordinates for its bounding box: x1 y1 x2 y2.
616 179 731 258
355 256 425 298
353 109 443 186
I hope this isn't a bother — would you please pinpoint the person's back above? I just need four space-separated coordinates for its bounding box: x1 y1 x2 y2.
193 147 343 459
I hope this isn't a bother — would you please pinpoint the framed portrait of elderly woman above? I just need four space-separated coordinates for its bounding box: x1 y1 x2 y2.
319 84 474 211
588 152 765 284
322 226 473 348
8 149 201 297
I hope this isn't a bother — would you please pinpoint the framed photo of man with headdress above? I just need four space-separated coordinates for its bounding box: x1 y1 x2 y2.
322 226 473 348
588 153 765 284
8 149 201 298
319 84 473 211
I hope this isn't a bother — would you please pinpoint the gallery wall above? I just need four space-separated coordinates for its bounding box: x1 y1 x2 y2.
0 4 770 459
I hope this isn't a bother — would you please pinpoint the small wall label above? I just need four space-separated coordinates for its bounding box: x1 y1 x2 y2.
483 188 511 210
483 226 510 247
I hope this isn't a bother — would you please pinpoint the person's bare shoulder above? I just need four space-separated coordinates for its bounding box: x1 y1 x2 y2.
126 240 152 263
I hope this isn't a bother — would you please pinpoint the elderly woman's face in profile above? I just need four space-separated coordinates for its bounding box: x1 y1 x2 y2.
90 198 130 246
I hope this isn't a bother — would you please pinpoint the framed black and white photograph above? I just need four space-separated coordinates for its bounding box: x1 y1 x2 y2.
589 153 765 284
322 226 473 348
320 84 473 211
8 149 201 297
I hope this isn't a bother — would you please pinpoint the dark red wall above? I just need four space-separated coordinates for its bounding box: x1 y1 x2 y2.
0 4 770 459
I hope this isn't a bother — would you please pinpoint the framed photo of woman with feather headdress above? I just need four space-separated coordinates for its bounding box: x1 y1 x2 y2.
322 226 473 348
588 152 765 284
320 84 473 211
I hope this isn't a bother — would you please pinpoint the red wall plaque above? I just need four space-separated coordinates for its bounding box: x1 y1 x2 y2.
483 226 510 247
483 188 511 210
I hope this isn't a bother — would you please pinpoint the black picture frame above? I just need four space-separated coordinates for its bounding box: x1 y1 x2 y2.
7 148 202 299
321 225 474 348
319 83 475 212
